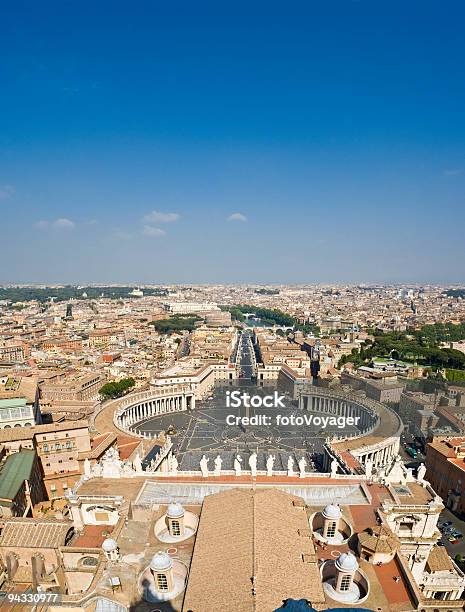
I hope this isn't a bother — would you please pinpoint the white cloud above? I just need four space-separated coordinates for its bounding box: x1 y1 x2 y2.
443 168 463 176
143 225 166 237
0 185 14 200
227 212 247 222
53 218 75 229
143 210 180 224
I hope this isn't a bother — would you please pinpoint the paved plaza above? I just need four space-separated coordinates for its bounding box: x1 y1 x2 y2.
133 382 362 471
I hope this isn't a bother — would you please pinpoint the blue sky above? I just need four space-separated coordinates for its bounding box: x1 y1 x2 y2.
1 1 465 284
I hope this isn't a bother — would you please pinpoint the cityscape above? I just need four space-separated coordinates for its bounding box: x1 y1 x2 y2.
2 2 465 612
1 284 465 611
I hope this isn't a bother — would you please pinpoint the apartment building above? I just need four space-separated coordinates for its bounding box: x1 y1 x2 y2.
87 328 124 349
35 424 91 476
426 437 465 515
41 336 84 352
40 372 104 401
163 301 220 314
0 344 27 362
399 391 439 437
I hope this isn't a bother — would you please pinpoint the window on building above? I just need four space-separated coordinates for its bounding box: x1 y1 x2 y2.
171 520 181 536
55 443 61 450
340 575 352 591
156 574 168 591
399 521 413 536
46 463 50 467
66 441 72 449
43 444 49 451
326 521 337 538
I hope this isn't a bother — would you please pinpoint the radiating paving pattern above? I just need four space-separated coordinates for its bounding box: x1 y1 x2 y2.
136 383 361 471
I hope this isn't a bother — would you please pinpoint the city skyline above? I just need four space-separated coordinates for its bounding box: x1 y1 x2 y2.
2 2 465 283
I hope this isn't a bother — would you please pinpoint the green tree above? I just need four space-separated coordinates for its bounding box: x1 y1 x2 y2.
99 378 135 400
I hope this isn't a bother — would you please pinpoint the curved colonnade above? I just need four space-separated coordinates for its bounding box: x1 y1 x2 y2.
113 384 196 438
298 385 402 470
112 383 402 475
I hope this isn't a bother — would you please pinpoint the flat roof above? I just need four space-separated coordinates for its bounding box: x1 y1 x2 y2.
0 398 27 409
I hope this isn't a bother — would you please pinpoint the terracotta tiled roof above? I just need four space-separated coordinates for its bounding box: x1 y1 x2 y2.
182 488 325 612
0 518 73 548
358 524 400 554
426 545 455 572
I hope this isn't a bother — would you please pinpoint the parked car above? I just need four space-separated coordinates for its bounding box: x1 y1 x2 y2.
443 521 453 527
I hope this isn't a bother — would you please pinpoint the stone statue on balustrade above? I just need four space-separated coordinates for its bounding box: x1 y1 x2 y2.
214 454 222 476
133 453 143 474
298 457 306 479
330 458 338 478
234 454 243 476
287 456 295 477
417 462 426 482
266 454 275 477
200 455 209 477
170 454 179 476
248 452 258 477
101 447 123 478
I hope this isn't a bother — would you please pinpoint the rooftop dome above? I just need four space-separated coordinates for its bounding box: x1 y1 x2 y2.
101 538 118 552
167 501 184 518
322 503 342 520
150 551 173 572
336 551 359 573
